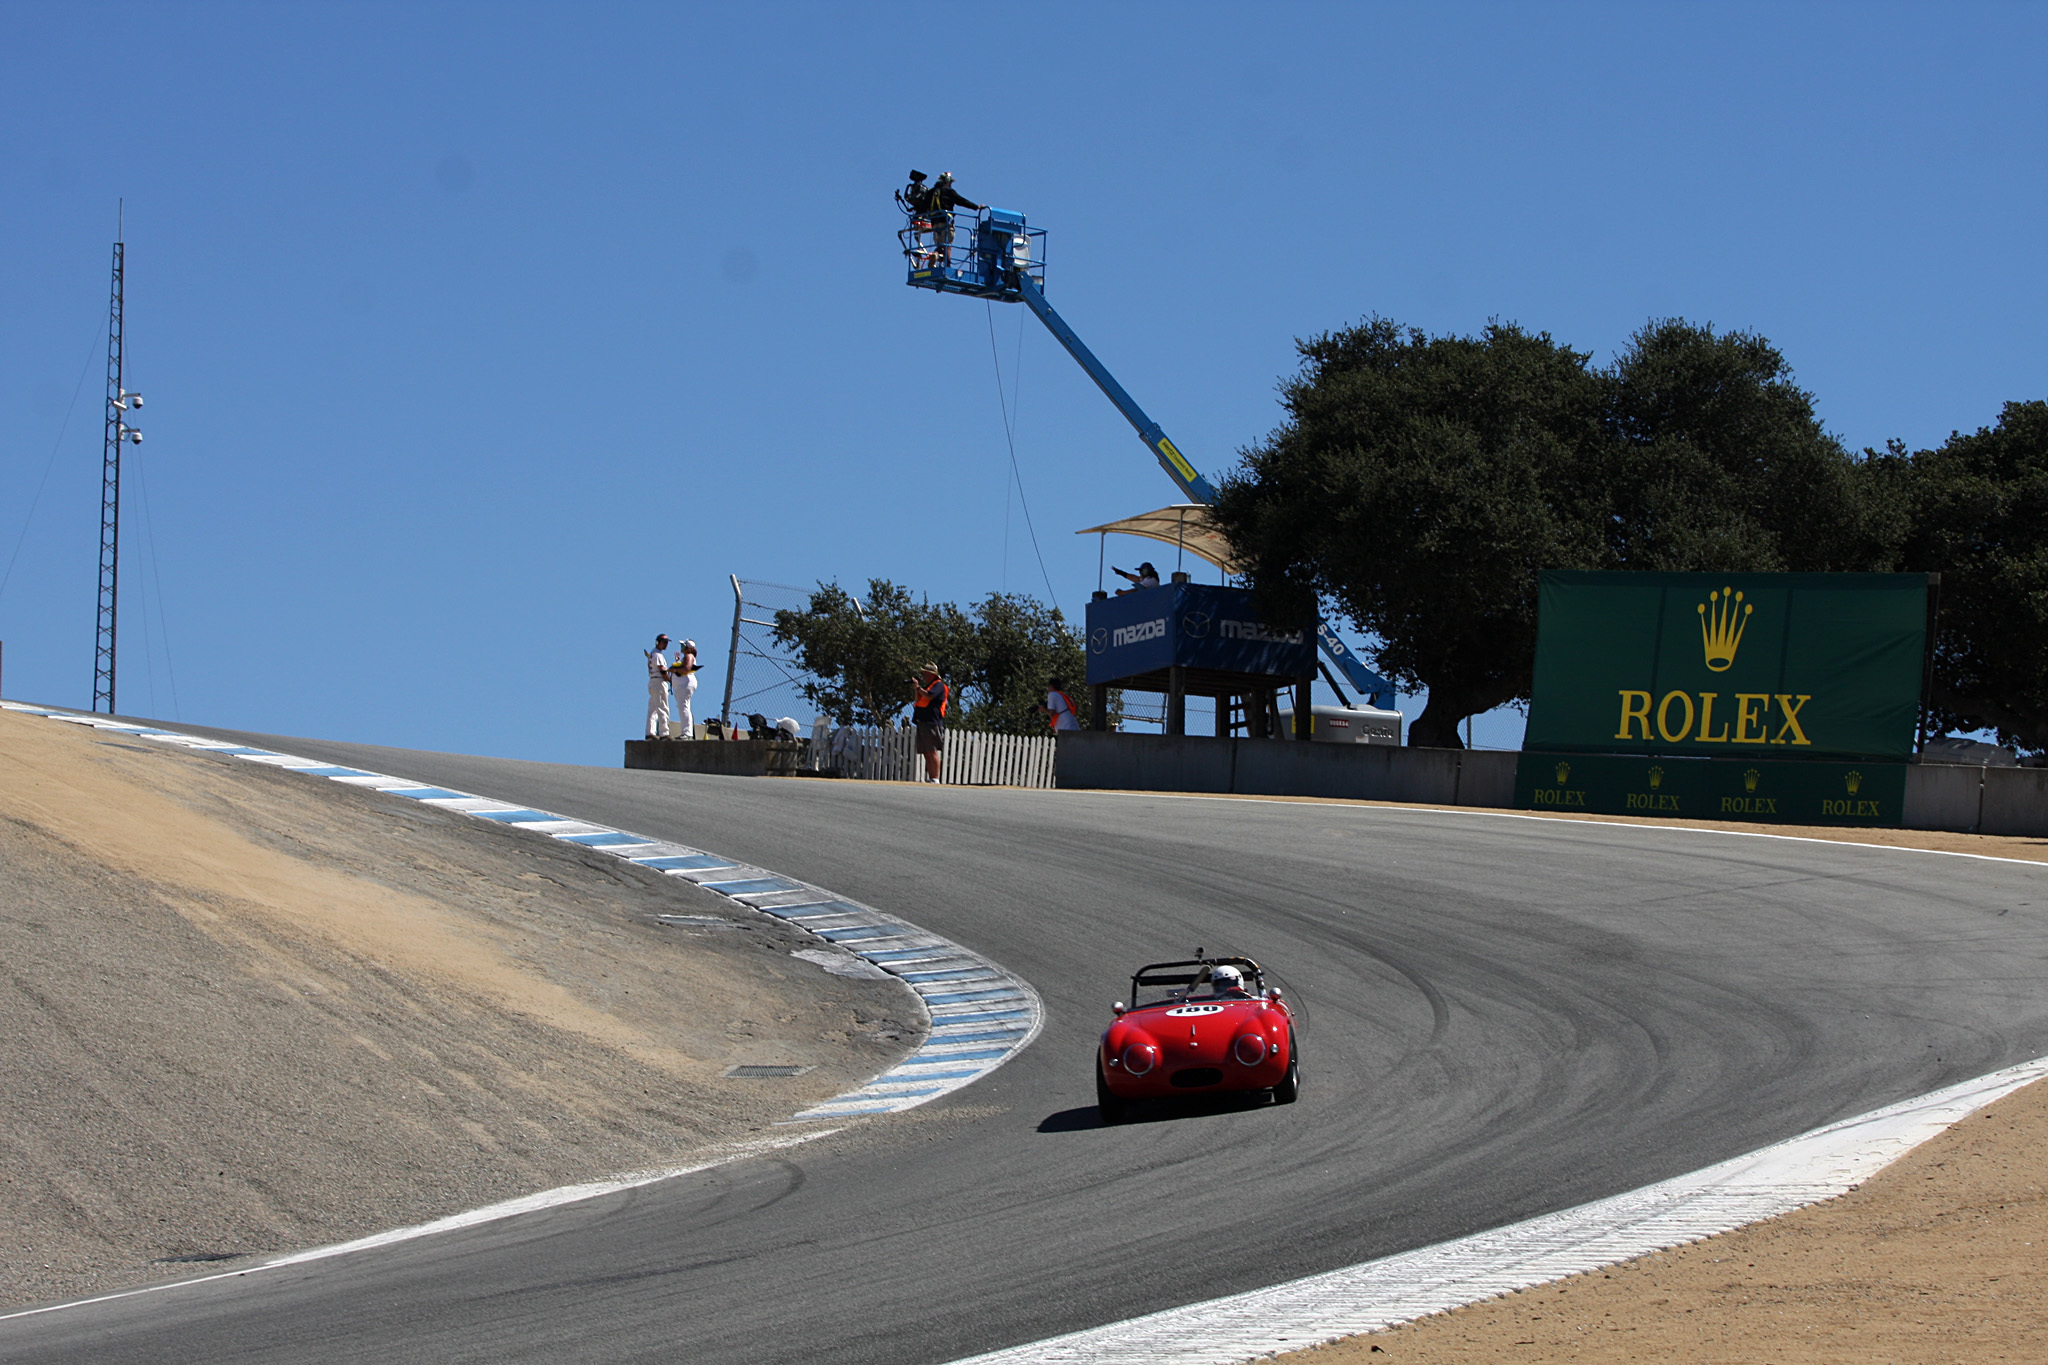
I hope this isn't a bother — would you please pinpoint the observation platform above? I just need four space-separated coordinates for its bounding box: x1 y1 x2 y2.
1086 580 1319 739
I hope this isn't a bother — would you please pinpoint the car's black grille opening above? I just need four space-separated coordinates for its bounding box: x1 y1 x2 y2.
1170 1067 1223 1088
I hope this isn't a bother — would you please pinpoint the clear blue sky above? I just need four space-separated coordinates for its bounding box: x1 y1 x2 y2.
4 2 2042 762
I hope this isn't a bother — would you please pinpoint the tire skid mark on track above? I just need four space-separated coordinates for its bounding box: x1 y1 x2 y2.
947 1054 2048 1365
0 1127 838 1324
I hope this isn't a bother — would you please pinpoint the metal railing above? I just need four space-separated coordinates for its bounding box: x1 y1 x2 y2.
900 211 1046 295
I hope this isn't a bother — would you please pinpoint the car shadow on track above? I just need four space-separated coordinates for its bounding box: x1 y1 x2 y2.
1038 1093 1278 1132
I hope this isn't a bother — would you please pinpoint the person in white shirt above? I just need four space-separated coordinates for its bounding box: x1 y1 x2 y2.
645 634 675 739
673 639 704 738
1038 675 1082 732
1111 562 1160 595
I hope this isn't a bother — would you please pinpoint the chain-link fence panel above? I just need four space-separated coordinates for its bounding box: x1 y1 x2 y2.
715 576 821 731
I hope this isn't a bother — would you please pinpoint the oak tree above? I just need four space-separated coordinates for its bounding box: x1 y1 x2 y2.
1891 400 2048 754
773 582 1092 734
1211 317 1897 747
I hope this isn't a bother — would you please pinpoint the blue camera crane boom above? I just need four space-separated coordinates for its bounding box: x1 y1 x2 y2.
901 202 1396 710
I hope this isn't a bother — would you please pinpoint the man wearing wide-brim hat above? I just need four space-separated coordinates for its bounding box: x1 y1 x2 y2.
911 662 949 784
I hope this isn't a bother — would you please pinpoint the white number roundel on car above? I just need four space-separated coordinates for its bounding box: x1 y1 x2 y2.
1165 1004 1226 1016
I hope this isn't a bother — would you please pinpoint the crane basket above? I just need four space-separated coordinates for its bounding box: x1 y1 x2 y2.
900 207 1045 302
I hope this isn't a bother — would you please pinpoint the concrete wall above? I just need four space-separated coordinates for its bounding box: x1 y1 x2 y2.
1902 763 1987 833
1454 749 1519 808
1982 766 2048 837
1056 731 1516 808
1897 763 2048 837
626 730 2048 833
624 739 802 777
1056 734 2048 836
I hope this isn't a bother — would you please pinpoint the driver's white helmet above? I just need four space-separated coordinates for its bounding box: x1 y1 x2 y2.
1210 965 1243 994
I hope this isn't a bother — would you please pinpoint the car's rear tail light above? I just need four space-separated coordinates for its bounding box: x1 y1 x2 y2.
1232 1033 1268 1066
1121 1042 1157 1076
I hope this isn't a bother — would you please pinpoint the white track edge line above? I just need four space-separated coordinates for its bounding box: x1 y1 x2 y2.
0 1128 840 1324
944 1054 2048 1365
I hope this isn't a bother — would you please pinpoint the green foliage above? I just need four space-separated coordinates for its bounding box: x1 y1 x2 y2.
958 591 1092 733
1210 316 1898 747
1889 401 2048 754
773 581 1093 734
1604 320 1906 572
1211 318 1607 747
770 580 974 728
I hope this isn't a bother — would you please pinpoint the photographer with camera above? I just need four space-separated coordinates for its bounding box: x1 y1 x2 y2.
1112 561 1160 595
911 663 949 784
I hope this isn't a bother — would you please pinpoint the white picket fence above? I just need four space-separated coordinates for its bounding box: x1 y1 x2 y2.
816 724 1056 788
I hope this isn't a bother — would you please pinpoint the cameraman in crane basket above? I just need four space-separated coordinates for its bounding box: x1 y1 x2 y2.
899 170 983 270
897 170 935 265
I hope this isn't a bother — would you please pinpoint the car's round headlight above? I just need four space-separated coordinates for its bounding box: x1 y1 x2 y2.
1233 1033 1268 1066
1121 1042 1157 1076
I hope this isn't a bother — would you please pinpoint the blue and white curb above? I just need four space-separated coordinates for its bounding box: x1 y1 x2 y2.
945 1055 2048 1364
2 702 1042 1123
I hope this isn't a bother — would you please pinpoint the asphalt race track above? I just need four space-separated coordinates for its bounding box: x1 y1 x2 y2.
8 727 2048 1364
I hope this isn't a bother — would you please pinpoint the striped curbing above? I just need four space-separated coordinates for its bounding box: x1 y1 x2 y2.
2 702 1042 1124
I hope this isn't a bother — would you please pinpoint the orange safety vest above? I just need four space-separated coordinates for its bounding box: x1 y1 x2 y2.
915 677 948 720
1046 689 1076 732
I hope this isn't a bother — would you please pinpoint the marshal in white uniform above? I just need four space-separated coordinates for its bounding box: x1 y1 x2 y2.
645 635 674 739
674 639 701 738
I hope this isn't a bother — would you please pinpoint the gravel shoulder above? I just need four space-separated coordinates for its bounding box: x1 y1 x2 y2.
0 709 920 1310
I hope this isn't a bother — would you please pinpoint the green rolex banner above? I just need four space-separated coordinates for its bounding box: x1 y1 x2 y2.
1513 753 1909 826
1524 571 1929 761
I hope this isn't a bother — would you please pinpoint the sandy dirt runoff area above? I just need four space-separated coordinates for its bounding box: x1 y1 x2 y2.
1284 1074 2048 1363
0 708 920 1310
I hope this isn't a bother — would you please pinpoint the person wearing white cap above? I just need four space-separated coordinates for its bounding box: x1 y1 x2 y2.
673 639 704 738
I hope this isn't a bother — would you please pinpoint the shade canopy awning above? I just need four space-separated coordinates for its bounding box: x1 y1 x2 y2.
1075 504 1240 574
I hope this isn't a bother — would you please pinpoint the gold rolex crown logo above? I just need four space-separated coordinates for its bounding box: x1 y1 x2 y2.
1845 770 1863 795
1647 765 1664 789
1743 767 1761 793
1554 761 1571 785
1697 587 1754 673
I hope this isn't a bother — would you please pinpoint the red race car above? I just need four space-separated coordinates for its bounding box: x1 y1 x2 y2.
1096 954 1299 1124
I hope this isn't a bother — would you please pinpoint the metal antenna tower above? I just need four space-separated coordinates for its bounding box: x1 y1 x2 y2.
94 205 142 713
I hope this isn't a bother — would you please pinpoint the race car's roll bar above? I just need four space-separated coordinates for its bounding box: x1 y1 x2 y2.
1122 955 1268 1012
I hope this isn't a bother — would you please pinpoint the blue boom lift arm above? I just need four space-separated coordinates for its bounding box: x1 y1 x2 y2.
1013 274 1218 505
902 203 1396 710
